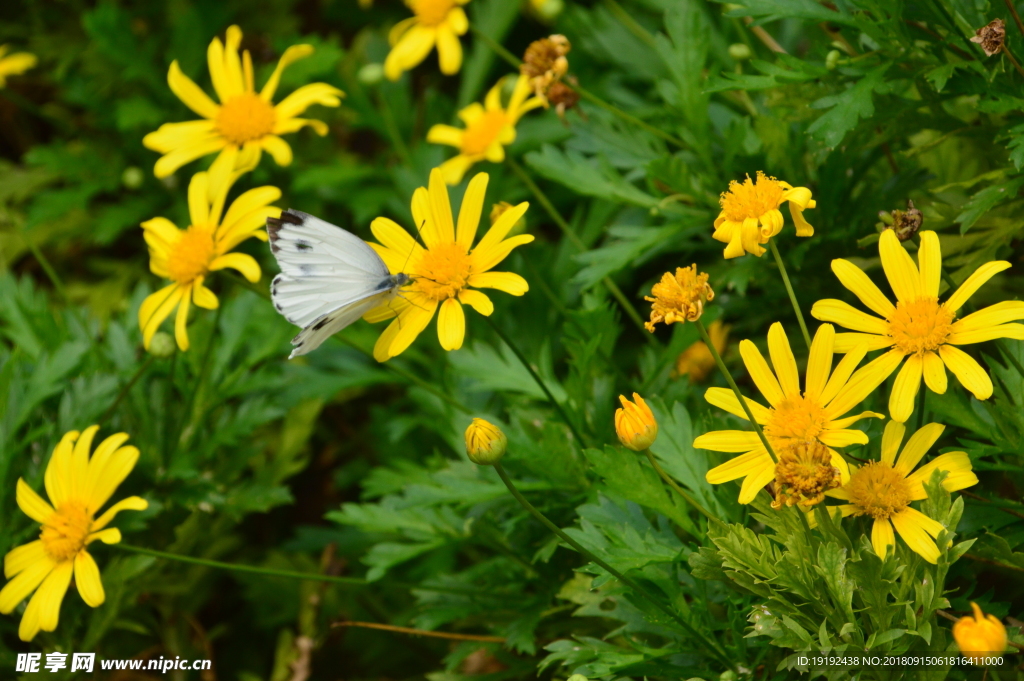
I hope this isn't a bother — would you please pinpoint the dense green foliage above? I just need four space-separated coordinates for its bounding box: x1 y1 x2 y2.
2 0 1024 679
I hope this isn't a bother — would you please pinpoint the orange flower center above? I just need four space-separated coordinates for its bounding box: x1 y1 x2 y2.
412 242 472 301
41 501 92 562
216 93 276 145
764 395 827 445
411 0 457 26
720 171 785 222
461 110 507 157
167 226 217 285
887 297 954 355
846 461 911 520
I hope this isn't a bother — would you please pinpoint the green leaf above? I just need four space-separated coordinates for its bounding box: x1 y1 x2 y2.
525 145 660 208
954 175 1024 234
807 66 889 148
647 399 728 518
571 225 680 289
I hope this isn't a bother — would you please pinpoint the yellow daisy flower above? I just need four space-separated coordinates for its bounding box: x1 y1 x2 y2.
954 603 1007 662
644 264 714 332
0 427 148 642
143 25 343 189
811 229 1024 422
714 171 816 259
385 0 471 81
364 168 532 361
139 169 281 351
828 420 978 563
0 45 37 88
427 74 544 185
695 322 893 504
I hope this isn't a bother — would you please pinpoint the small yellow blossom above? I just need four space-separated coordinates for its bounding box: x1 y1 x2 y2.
385 0 471 81
674 320 729 382
0 427 148 641
811 230 1024 422
714 172 815 259
465 418 507 465
364 169 532 361
615 393 658 451
427 74 544 185
0 45 37 88
829 420 978 563
644 265 713 332
954 603 1007 661
143 26 343 190
139 169 281 351
772 440 841 509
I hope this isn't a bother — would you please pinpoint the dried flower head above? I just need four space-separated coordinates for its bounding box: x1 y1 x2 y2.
521 35 571 102
879 199 923 241
546 79 580 119
971 19 1006 56
771 440 841 509
644 265 713 332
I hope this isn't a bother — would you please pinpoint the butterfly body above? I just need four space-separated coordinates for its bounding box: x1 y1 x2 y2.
267 209 409 358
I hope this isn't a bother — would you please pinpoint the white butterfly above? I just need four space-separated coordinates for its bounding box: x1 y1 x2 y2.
267 209 409 358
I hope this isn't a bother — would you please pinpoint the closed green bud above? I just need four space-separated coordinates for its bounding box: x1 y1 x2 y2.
358 63 384 85
719 672 739 681
465 418 507 465
122 166 144 189
826 49 841 70
567 675 588 681
728 43 752 61
148 331 176 358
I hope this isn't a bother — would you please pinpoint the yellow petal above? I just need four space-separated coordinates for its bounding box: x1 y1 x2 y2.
260 44 314 101
767 323 800 398
86 528 122 545
187 172 210 227
458 289 494 316
922 350 947 394
261 135 293 166
879 229 922 304
833 332 893 353
210 252 261 283
738 461 776 504
818 429 869 447
437 298 466 351
825 348 902 419
950 300 1024 333
384 299 437 360
274 83 343 120
4 541 47 579
939 344 993 400
206 144 238 206
447 6 469 33
33 560 74 633
872 518 895 561
68 425 99 501
192 278 219 310
0 554 55 616
44 431 77 509
167 60 219 119
788 200 814 237
692 430 763 453
889 353 923 423
880 420 905 466
174 282 193 351
427 124 464 148
222 186 282 228
384 25 436 81
91 496 148 532
470 234 534 273
473 201 529 255
74 551 105 608
738 339 784 408
87 444 141 513
819 343 869 407
906 452 978 498
811 299 889 335
705 448 770 484
466 271 528 296
804 323 835 401
890 508 941 563
944 261 1011 313
825 410 884 430
948 323 1024 345
894 422 945 475
16 479 54 524
82 433 130 510
153 137 228 179
456 172 488 250
438 154 476 186
704 387 770 424
143 120 219 154
141 285 184 348
435 23 463 75
917 231 942 298
428 168 455 244
371 217 421 265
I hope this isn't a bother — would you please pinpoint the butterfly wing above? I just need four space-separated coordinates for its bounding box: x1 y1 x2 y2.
267 209 404 357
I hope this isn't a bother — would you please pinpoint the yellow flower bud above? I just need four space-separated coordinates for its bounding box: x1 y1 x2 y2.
465 418 507 465
615 393 658 451
954 602 1007 662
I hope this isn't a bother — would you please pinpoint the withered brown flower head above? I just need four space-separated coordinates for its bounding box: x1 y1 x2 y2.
881 199 924 242
970 19 1006 56
547 79 580 119
521 35 571 101
771 440 841 510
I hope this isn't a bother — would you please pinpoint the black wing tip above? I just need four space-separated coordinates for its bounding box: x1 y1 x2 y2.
267 210 307 252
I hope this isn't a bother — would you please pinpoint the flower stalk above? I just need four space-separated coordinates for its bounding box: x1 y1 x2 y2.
642 448 714 521
768 239 812 350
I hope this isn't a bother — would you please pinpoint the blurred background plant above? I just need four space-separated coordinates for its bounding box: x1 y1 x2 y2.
1 0 1024 679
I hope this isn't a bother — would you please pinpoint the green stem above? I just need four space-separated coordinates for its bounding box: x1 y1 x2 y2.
915 385 928 432
1006 0 1024 37
483 315 588 447
102 355 156 422
22 234 100 354
768 239 812 350
492 463 735 670
179 304 222 447
604 0 657 47
470 26 521 69
697 318 778 463
375 91 413 166
507 158 654 341
642 448 712 522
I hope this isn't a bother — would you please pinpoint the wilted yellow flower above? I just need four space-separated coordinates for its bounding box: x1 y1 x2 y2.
0 45 37 88
385 0 471 81
140 169 281 351
714 172 815 259
143 26 343 189
811 230 1024 422
954 603 1007 661
364 169 532 361
674 320 729 382
615 393 658 451
830 420 978 563
0 427 148 641
521 35 570 102
644 265 713 332
427 75 544 185
465 418 507 465
695 323 890 504
772 440 841 509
